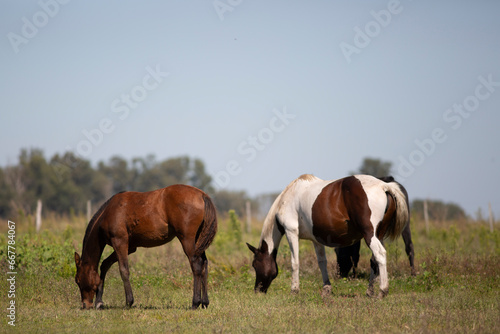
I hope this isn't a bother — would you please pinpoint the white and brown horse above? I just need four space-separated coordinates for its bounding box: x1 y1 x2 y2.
335 176 415 278
247 174 410 298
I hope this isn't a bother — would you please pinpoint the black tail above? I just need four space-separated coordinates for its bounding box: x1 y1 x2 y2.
194 194 218 257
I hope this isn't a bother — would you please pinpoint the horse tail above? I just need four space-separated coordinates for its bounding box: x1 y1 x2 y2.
382 179 410 241
194 194 218 257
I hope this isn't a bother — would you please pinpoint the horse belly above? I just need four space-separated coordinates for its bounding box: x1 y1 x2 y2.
130 219 174 248
313 219 362 248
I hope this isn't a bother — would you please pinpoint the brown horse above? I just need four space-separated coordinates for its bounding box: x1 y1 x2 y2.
74 184 217 310
247 174 409 298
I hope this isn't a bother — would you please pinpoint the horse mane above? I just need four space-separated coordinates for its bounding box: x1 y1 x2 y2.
297 173 318 182
81 191 125 255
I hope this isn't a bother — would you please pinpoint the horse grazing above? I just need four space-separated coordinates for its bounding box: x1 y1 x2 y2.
335 176 416 278
74 185 217 310
247 174 409 298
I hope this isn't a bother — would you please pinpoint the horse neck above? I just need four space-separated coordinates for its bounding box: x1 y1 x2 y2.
259 201 284 255
81 223 105 269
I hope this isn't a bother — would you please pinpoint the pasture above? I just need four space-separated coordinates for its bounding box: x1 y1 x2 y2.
1 214 499 333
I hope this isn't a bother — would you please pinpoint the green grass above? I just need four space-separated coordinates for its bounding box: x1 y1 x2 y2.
1 216 499 333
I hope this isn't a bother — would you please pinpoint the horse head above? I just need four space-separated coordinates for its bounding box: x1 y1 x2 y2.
74 252 101 309
247 241 278 293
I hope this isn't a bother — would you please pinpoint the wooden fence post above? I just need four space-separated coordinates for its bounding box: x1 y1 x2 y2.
246 200 251 233
35 199 42 233
424 199 429 234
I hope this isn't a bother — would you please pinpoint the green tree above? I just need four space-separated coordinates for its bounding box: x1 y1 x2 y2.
352 157 392 177
98 156 133 193
0 167 15 217
0 149 217 218
49 152 103 213
213 190 250 217
189 158 213 193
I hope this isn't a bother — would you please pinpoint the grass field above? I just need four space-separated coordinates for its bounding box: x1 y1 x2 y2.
1 214 499 333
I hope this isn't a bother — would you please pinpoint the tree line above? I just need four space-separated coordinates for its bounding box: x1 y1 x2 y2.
0 151 467 221
0 148 255 219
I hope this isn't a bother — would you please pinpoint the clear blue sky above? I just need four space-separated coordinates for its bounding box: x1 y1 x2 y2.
1 1 499 218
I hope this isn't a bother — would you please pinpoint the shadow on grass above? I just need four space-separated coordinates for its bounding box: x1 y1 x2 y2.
85 302 193 311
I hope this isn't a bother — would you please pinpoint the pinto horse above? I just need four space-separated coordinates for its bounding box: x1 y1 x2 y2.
74 184 217 310
335 176 416 278
247 174 409 298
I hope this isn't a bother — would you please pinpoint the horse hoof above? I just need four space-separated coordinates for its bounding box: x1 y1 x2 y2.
378 289 388 298
321 285 332 297
95 302 104 310
291 288 300 294
366 287 375 298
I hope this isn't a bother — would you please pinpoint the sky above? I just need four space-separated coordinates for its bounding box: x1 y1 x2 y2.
1 1 499 218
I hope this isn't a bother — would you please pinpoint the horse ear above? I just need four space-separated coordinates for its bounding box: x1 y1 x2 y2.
246 243 258 254
74 252 81 266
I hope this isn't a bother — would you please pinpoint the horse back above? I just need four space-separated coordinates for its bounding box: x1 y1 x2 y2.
98 185 206 248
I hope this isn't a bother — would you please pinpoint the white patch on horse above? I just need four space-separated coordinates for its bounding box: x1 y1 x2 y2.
354 175 387 235
368 236 389 294
272 174 331 242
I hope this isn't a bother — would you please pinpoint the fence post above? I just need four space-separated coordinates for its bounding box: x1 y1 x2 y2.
35 199 42 233
246 200 251 233
424 199 429 234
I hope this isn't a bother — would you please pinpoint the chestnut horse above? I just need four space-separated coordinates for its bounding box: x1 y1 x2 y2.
247 174 409 298
74 184 217 310
335 176 416 278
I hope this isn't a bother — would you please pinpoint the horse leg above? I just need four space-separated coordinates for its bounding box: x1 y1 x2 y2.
114 242 135 308
365 236 388 298
351 241 361 279
200 252 209 308
180 237 206 309
313 242 331 295
285 231 300 293
367 253 379 297
402 223 416 276
95 251 118 309
189 254 205 309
